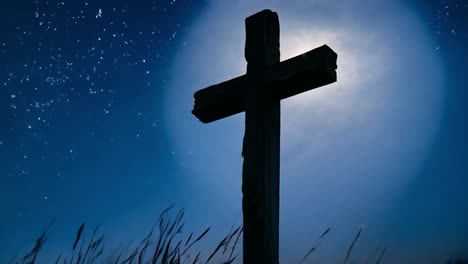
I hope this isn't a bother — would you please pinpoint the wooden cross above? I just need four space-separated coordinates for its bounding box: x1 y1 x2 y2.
192 9 337 264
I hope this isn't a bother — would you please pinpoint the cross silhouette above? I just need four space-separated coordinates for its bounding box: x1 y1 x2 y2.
192 9 337 264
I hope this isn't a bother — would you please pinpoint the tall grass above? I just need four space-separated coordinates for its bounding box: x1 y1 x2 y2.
14 207 242 264
14 207 466 264
343 226 363 264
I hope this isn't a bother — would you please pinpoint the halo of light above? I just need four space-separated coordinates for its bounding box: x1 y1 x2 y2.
162 1 445 260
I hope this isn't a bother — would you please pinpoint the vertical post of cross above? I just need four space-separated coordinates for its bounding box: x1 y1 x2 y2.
242 9 281 264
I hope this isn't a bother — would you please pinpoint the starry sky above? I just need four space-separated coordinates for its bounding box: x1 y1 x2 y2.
1 0 467 263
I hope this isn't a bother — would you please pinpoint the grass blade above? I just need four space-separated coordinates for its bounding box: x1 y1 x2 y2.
344 226 363 264
376 247 386 264
73 224 85 251
301 226 331 263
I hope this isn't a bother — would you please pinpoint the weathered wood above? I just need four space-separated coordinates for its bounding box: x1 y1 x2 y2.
191 8 338 264
192 45 337 123
245 9 280 73
242 9 280 264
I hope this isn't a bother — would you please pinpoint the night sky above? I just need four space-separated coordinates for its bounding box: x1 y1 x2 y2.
1 0 467 263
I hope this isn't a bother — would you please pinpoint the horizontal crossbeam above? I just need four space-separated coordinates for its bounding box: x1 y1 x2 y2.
192 44 337 123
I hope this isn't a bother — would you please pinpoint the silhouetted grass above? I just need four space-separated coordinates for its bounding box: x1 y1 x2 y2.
343 226 363 264
14 207 242 264
14 208 467 264
375 247 386 264
300 226 331 263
